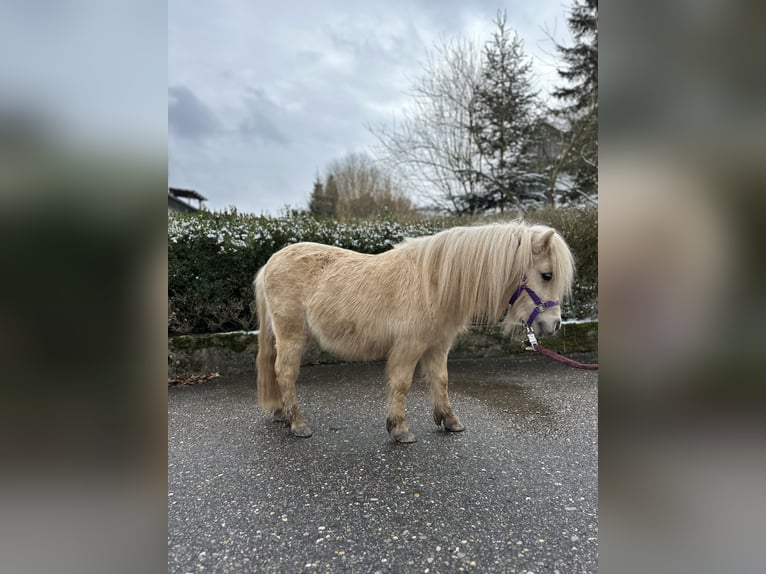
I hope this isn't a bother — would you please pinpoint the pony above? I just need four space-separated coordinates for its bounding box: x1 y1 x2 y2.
254 221 575 443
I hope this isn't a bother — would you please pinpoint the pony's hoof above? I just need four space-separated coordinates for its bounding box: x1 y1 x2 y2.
394 431 417 444
292 426 313 438
444 421 465 432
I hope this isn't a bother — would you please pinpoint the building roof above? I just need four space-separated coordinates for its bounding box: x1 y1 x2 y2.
169 187 207 202
168 193 197 212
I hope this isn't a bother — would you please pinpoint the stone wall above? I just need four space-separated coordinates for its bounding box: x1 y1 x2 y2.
168 322 598 378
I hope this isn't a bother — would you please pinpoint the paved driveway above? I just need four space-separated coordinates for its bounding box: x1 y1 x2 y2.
168 355 598 573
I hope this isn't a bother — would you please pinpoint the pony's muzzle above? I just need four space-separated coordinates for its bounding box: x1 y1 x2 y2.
533 316 562 339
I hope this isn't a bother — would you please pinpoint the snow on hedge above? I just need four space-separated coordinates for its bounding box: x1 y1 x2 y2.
168 208 597 333
168 209 446 254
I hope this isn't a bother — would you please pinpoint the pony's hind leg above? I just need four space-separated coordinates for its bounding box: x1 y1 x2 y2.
273 330 311 437
385 348 421 443
421 346 464 432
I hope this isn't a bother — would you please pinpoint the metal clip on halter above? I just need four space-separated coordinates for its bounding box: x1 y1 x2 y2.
524 325 538 351
535 303 549 313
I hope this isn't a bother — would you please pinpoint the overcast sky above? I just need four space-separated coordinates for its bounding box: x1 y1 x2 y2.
169 0 573 215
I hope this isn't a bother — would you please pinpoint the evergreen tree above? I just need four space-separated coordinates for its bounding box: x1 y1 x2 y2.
552 0 598 200
308 175 337 217
469 11 544 212
324 174 339 216
308 177 323 215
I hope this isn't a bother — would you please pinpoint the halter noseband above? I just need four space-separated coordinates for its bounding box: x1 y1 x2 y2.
508 277 560 328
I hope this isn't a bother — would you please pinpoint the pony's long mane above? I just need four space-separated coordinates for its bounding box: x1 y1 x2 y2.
397 221 574 325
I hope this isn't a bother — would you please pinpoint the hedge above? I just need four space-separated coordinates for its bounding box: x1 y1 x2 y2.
168 207 597 334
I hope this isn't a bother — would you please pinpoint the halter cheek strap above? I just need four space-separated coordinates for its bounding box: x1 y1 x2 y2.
508 279 560 328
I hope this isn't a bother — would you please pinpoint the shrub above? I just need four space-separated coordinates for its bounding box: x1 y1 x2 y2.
168 208 597 334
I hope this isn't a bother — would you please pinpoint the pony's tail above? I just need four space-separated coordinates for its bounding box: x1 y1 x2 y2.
254 268 281 412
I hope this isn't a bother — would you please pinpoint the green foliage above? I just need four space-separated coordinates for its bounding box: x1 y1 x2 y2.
169 208 597 334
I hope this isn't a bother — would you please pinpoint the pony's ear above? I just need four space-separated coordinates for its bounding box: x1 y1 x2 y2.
532 229 555 254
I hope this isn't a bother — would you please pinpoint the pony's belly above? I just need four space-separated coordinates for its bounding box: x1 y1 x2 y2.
308 320 392 361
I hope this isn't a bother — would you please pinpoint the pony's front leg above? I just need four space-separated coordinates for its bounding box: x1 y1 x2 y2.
385 350 420 443
275 335 311 437
422 346 464 432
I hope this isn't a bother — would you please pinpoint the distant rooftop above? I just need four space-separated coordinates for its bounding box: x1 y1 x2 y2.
169 187 207 202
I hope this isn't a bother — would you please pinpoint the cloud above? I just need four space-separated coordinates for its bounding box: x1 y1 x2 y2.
168 86 220 141
238 90 290 146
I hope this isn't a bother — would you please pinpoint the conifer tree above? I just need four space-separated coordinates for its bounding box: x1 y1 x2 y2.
552 0 598 201
469 11 544 211
308 175 337 217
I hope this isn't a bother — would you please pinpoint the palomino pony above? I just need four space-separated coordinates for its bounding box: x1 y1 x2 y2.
254 221 574 443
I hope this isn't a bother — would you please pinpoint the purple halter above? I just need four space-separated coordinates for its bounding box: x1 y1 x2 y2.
508 278 560 328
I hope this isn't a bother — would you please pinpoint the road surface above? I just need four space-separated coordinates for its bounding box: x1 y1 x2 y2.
168 355 598 573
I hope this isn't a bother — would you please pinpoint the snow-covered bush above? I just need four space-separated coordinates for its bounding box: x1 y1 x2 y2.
168 211 446 333
168 208 597 334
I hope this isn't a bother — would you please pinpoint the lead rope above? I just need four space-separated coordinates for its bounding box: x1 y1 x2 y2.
525 326 598 371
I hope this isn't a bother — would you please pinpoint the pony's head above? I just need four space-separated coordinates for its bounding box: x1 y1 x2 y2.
502 225 575 339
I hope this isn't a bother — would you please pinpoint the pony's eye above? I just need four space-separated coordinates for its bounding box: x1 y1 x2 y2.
541 272 553 281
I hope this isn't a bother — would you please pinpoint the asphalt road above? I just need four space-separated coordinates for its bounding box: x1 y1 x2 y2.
168 355 598 573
